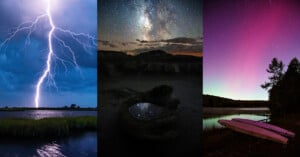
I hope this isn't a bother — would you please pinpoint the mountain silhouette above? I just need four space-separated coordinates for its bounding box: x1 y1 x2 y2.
98 50 202 77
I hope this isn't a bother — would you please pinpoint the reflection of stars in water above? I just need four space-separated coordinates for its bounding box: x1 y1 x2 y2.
129 102 163 120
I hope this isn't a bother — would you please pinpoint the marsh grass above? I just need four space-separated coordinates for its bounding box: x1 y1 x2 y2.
0 116 96 138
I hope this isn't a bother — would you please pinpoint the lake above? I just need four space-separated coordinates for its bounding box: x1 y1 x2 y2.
0 110 97 119
0 132 97 157
203 107 269 116
203 107 270 130
0 110 97 157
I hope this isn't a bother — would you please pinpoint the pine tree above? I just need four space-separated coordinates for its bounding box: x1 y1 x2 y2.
261 58 284 91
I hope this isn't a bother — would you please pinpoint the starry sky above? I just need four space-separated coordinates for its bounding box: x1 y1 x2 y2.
0 0 97 107
204 0 300 100
98 0 203 56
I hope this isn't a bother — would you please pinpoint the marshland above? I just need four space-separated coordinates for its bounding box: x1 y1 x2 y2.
0 108 97 156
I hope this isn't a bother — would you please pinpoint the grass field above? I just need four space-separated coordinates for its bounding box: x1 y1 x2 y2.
0 116 97 138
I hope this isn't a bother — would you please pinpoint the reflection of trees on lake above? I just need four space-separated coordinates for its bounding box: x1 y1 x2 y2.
262 57 300 116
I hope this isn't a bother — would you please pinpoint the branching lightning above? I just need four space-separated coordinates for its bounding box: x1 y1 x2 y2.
35 0 55 108
0 0 96 108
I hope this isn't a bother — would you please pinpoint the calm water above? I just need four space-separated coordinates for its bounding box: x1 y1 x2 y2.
0 132 97 157
203 107 270 130
0 110 97 119
129 102 164 120
203 107 269 115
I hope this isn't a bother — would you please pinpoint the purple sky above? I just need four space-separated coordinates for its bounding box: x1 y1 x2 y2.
204 0 300 100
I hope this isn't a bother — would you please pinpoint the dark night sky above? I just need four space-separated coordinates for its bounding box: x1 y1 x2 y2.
0 0 97 107
98 0 203 56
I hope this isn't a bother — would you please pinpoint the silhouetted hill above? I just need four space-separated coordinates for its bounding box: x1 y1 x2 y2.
98 50 202 77
203 95 269 107
136 50 172 62
98 50 131 62
137 50 172 57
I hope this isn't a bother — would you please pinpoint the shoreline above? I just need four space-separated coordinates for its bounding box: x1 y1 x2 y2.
203 107 270 118
0 107 97 111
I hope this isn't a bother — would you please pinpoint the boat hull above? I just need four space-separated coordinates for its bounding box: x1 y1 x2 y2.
218 120 288 144
232 118 295 138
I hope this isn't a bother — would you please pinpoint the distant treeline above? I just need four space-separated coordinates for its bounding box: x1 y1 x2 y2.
203 95 269 107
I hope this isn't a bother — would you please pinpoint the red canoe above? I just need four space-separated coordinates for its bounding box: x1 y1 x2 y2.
218 119 288 144
232 118 295 138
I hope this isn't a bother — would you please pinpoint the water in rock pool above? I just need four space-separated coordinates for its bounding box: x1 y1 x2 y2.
128 102 164 120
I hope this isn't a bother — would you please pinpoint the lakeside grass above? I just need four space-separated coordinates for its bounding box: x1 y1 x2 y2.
204 114 300 157
0 116 97 138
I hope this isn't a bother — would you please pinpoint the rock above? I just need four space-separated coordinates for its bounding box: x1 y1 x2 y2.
118 85 179 140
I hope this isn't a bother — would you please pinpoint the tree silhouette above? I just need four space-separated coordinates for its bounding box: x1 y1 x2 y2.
285 57 300 75
70 104 77 109
266 57 300 116
261 58 284 91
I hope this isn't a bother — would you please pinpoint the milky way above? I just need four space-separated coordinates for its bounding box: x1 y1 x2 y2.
98 0 202 54
138 0 176 40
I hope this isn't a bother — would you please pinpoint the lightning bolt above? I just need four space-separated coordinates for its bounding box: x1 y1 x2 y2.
0 0 96 108
34 0 55 108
